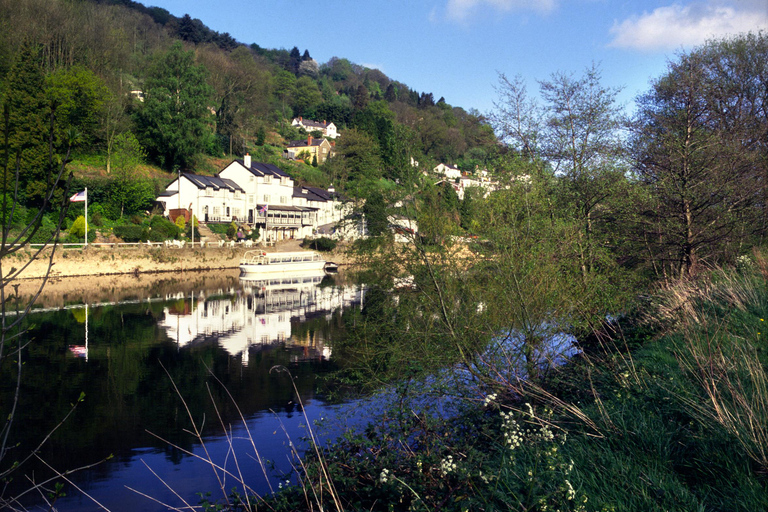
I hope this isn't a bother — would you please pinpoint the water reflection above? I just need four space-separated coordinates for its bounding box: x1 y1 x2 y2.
3 271 364 512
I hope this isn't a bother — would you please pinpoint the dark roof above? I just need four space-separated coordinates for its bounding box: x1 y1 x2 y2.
287 138 327 148
306 185 347 202
235 159 290 179
293 186 329 202
181 173 245 193
159 190 178 197
294 118 332 129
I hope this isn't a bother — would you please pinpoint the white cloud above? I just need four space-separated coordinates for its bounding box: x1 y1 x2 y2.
609 1 768 51
445 0 557 22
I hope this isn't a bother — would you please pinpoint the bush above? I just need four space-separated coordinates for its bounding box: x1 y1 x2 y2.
303 237 337 252
69 216 87 238
147 215 179 241
226 221 237 240
175 215 186 231
113 225 145 242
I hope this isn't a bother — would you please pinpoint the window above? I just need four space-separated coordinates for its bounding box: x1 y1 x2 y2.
213 207 220 216
263 194 270 202
280 196 287 204
248 195 254 203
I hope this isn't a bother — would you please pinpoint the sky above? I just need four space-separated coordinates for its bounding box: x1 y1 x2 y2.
142 0 768 115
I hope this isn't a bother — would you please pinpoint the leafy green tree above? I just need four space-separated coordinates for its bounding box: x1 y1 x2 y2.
1 43 49 206
291 76 322 117
273 69 296 119
492 64 627 279
363 190 388 237
45 65 108 149
133 42 213 171
109 132 152 218
329 128 382 195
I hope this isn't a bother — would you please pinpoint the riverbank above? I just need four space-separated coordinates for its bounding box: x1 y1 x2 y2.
6 239 355 280
263 268 768 512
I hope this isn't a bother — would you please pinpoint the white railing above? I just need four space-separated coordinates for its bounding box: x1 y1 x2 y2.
17 240 259 250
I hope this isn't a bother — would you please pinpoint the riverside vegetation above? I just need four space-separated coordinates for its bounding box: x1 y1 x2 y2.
3 0 768 509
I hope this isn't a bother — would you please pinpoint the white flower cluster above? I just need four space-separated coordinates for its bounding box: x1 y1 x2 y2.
484 393 498 407
500 411 522 450
379 468 391 484
440 455 457 476
564 479 576 500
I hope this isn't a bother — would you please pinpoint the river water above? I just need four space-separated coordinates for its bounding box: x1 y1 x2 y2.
1 269 366 511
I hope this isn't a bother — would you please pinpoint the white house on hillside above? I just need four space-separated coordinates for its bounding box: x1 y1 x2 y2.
155 155 350 243
156 173 246 224
291 117 339 139
434 163 462 180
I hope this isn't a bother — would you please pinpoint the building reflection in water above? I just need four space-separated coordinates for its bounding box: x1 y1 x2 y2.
159 271 364 365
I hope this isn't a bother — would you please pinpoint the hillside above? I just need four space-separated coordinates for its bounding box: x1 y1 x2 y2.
0 0 498 205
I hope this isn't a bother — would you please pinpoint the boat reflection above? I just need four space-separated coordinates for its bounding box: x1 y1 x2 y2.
159 271 364 364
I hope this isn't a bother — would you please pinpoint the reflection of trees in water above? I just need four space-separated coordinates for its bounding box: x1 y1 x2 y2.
1 283 363 502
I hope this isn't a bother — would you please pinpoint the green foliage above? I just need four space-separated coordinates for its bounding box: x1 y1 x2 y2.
45 65 108 149
147 215 179 241
226 221 237 239
362 190 388 238
108 132 153 218
175 215 186 231
112 224 144 242
1 42 49 206
303 237 337 252
69 215 87 239
134 42 213 170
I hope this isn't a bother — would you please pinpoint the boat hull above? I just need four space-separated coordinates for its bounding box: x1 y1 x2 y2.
239 260 326 274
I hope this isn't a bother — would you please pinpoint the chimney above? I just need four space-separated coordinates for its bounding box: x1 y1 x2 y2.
299 116 302 122
328 185 335 193
244 153 251 168
307 135 312 146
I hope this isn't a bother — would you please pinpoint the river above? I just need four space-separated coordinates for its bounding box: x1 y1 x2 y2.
0 269 366 511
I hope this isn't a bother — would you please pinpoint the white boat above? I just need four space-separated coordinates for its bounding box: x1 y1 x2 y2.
239 250 326 275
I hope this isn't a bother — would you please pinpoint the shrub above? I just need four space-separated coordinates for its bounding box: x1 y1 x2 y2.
147 215 179 241
69 216 87 238
113 225 145 242
226 221 237 240
304 237 337 252
175 215 186 231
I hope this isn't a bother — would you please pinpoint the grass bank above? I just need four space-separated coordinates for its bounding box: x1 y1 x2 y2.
256 264 768 511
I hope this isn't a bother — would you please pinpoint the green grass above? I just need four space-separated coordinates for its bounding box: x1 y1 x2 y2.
248 267 768 511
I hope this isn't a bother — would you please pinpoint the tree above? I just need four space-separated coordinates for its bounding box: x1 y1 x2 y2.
291 76 322 116
45 65 109 150
1 46 76 506
133 42 213 171
329 128 382 195
1 43 49 206
491 64 627 279
273 70 296 119
109 132 152 218
631 47 762 277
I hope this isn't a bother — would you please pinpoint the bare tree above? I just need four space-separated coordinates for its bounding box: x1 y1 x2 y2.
0 45 77 509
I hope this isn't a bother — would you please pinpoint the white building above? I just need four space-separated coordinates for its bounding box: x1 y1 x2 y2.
434 163 462 180
155 155 351 243
291 117 339 139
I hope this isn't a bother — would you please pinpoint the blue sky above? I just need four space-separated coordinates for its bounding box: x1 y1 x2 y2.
145 0 768 115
